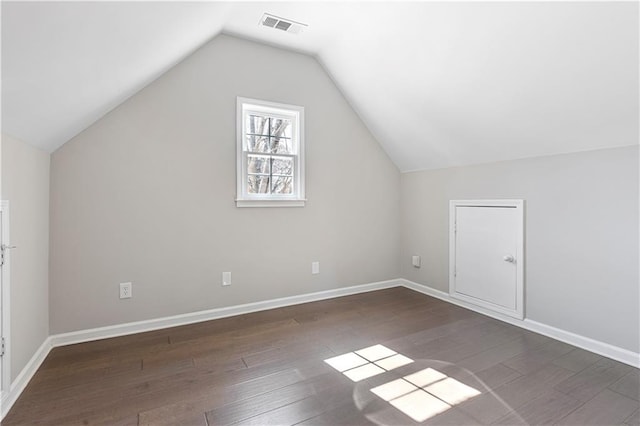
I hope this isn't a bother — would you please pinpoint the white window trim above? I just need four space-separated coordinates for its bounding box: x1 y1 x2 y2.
236 97 306 208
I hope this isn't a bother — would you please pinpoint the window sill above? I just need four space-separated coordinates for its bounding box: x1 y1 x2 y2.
236 198 306 208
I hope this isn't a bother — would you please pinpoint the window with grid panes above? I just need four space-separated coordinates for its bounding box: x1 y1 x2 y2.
236 98 305 207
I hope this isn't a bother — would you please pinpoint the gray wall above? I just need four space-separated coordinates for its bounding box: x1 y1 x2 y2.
401 145 639 352
49 35 401 333
1 133 50 381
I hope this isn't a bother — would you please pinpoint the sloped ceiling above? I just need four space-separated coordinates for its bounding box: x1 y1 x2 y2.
2 1 638 171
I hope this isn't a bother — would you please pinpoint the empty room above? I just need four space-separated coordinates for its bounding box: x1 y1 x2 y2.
1 1 638 425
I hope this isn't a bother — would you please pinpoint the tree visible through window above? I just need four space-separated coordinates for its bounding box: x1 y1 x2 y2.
246 114 294 194
237 98 305 207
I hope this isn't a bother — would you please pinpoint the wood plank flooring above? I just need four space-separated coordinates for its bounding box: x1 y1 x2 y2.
4 287 638 425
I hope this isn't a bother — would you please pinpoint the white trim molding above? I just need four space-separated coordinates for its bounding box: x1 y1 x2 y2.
0 337 52 420
236 96 306 208
3 277 638 420
402 279 640 368
50 279 401 347
1 279 401 420
0 201 12 402
235 199 306 208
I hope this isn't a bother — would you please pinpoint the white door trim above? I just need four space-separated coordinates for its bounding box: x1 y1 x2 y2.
449 199 525 320
0 200 11 398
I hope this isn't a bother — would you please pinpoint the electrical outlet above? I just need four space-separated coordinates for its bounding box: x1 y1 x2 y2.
311 261 320 275
412 255 421 268
222 272 232 286
119 282 132 299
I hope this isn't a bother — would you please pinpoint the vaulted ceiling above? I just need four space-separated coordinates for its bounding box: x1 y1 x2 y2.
2 1 638 171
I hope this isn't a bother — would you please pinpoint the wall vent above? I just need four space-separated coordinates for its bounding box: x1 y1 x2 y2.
260 13 307 34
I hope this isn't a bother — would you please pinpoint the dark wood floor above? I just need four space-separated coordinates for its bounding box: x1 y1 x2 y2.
4 287 639 425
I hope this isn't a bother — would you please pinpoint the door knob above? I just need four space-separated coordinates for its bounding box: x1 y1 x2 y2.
503 255 515 263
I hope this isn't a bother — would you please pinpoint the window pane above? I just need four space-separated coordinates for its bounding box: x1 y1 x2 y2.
238 99 303 204
247 155 270 174
272 156 293 176
270 137 293 154
272 176 293 194
246 135 269 153
248 175 270 194
246 114 269 136
271 118 292 138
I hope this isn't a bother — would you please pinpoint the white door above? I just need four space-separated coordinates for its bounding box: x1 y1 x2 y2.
0 201 10 398
450 200 524 319
0 207 4 394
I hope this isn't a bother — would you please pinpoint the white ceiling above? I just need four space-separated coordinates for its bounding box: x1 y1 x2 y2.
2 1 638 171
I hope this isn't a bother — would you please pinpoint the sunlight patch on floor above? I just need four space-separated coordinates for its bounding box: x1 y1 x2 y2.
390 389 451 422
325 344 482 423
323 351 369 372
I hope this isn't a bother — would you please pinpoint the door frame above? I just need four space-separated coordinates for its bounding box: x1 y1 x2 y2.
0 200 11 398
449 199 525 320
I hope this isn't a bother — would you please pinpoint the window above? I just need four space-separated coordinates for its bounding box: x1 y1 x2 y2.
236 97 305 207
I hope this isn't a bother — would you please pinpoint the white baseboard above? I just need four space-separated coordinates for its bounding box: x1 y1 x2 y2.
1 278 401 420
1 337 52 419
522 320 639 368
4 277 638 421
51 279 402 347
400 279 640 368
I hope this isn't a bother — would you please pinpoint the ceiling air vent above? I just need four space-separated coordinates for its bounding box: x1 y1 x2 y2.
260 13 307 34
